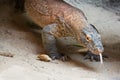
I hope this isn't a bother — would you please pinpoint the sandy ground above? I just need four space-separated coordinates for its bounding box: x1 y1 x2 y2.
0 0 120 80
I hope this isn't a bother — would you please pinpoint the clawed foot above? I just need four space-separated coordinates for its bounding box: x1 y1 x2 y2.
48 53 70 61
84 51 108 61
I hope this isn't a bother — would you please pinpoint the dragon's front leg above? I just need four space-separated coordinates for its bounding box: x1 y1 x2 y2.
42 23 69 61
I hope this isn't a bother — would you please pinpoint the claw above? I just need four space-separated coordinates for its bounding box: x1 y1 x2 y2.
60 54 70 61
48 53 70 61
84 51 108 61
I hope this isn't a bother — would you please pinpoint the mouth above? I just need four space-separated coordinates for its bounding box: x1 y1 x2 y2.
90 48 104 55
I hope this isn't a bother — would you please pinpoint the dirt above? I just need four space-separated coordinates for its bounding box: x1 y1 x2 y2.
0 0 119 80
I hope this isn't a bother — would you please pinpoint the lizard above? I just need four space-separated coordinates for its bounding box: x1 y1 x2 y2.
15 0 106 61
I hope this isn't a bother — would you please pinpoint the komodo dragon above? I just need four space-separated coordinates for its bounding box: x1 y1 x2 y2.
15 0 106 61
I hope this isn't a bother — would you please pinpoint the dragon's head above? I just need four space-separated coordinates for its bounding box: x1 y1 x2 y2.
80 24 104 55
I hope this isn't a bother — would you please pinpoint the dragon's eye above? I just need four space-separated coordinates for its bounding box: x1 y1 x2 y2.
86 35 91 41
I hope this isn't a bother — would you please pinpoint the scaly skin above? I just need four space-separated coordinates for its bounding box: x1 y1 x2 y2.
25 0 104 60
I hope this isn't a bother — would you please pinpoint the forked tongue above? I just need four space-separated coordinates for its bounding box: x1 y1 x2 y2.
99 53 103 64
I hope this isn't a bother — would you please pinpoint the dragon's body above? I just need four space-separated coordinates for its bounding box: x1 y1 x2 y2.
16 0 104 60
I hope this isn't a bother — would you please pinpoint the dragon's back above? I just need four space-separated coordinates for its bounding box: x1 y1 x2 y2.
25 0 87 30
